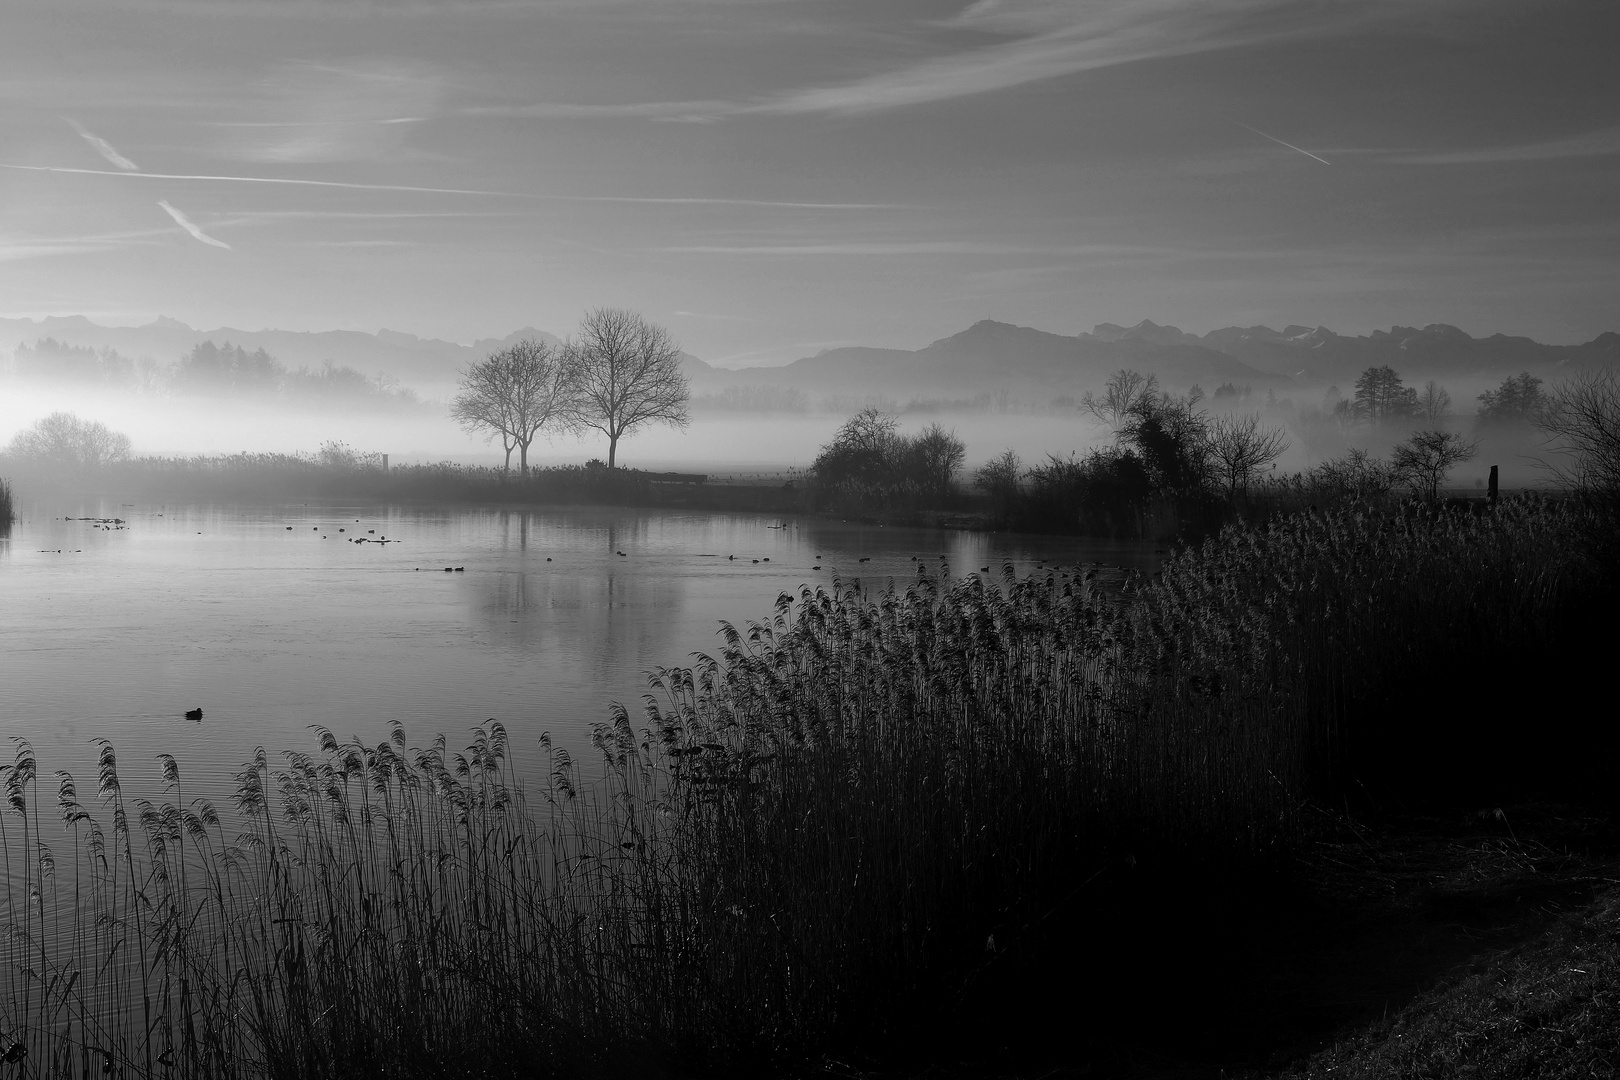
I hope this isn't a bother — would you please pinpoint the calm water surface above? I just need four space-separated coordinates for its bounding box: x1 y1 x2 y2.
1 500 1160 804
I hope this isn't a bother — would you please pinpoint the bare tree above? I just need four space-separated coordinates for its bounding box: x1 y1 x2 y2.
904 423 966 499
975 448 1023 519
566 309 690 469
1392 430 1477 500
812 407 901 497
1207 413 1290 497
1352 365 1418 426
5 412 132 473
451 339 578 476
1417 380 1451 423
1536 370 1620 501
1081 369 1158 428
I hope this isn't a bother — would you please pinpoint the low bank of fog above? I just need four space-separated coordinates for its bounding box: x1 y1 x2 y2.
0 382 1544 489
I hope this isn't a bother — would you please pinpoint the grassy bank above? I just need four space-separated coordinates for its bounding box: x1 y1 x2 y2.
1279 891 1620 1079
0 496 1613 1078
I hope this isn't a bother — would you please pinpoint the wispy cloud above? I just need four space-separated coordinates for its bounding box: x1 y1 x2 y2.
1389 125 1620 165
0 228 169 264
307 239 418 248
1233 122 1331 165
0 163 546 198
0 163 892 209
0 241 121 264
658 241 1162 257
464 99 733 122
672 310 756 322
216 60 442 164
64 118 140 171
483 0 1428 121
158 200 232 249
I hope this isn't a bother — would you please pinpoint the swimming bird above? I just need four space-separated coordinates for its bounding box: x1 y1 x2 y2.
618 551 626 557
454 567 464 572
859 557 870 563
285 526 292 531
185 708 202 722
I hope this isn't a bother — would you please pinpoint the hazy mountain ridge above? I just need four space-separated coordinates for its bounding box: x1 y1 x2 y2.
5 315 1612 405
0 317 578 391
704 318 1620 400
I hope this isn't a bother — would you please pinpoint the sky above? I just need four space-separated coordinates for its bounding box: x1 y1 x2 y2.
2 0 1617 367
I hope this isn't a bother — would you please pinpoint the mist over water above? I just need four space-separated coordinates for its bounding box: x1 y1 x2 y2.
0 380 1124 473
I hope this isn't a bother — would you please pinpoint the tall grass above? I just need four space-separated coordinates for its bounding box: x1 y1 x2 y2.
1 496 1612 1077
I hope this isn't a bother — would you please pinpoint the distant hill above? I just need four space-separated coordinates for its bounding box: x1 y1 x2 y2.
701 318 1620 401
0 317 582 391
702 320 1286 400
5 314 1611 405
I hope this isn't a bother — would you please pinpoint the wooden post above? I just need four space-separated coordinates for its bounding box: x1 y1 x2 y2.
1488 464 1498 505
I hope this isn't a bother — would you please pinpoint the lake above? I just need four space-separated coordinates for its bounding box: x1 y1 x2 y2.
1 500 1160 808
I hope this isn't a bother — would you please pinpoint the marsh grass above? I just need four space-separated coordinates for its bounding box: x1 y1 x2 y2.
0 496 1612 1077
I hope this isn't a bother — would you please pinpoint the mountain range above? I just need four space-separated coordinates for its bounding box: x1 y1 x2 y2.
0 315 563 391
4 314 1616 402
706 319 1620 400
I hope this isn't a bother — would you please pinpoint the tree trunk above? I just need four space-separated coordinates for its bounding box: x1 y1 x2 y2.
519 438 530 477
608 432 618 469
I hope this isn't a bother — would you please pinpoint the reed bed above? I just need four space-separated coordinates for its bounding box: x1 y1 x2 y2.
1 496 1612 1077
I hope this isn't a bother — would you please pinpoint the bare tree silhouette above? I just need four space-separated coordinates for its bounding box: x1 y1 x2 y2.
566 309 690 469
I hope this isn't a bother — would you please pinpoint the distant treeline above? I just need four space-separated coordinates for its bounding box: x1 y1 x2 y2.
0 441 808 514
5 337 422 408
803 364 1610 541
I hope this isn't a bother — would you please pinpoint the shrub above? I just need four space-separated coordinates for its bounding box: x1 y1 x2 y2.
810 410 964 510
4 412 132 474
1391 429 1478 500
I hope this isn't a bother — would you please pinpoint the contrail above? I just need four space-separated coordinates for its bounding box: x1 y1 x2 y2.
1235 122 1331 165
158 200 231 249
0 162 892 208
64 118 140 171
0 163 521 198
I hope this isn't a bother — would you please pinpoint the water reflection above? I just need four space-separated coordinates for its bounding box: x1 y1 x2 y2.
0 500 1162 799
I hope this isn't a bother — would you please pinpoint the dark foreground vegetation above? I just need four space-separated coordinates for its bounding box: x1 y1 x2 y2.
1 492 1616 1079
